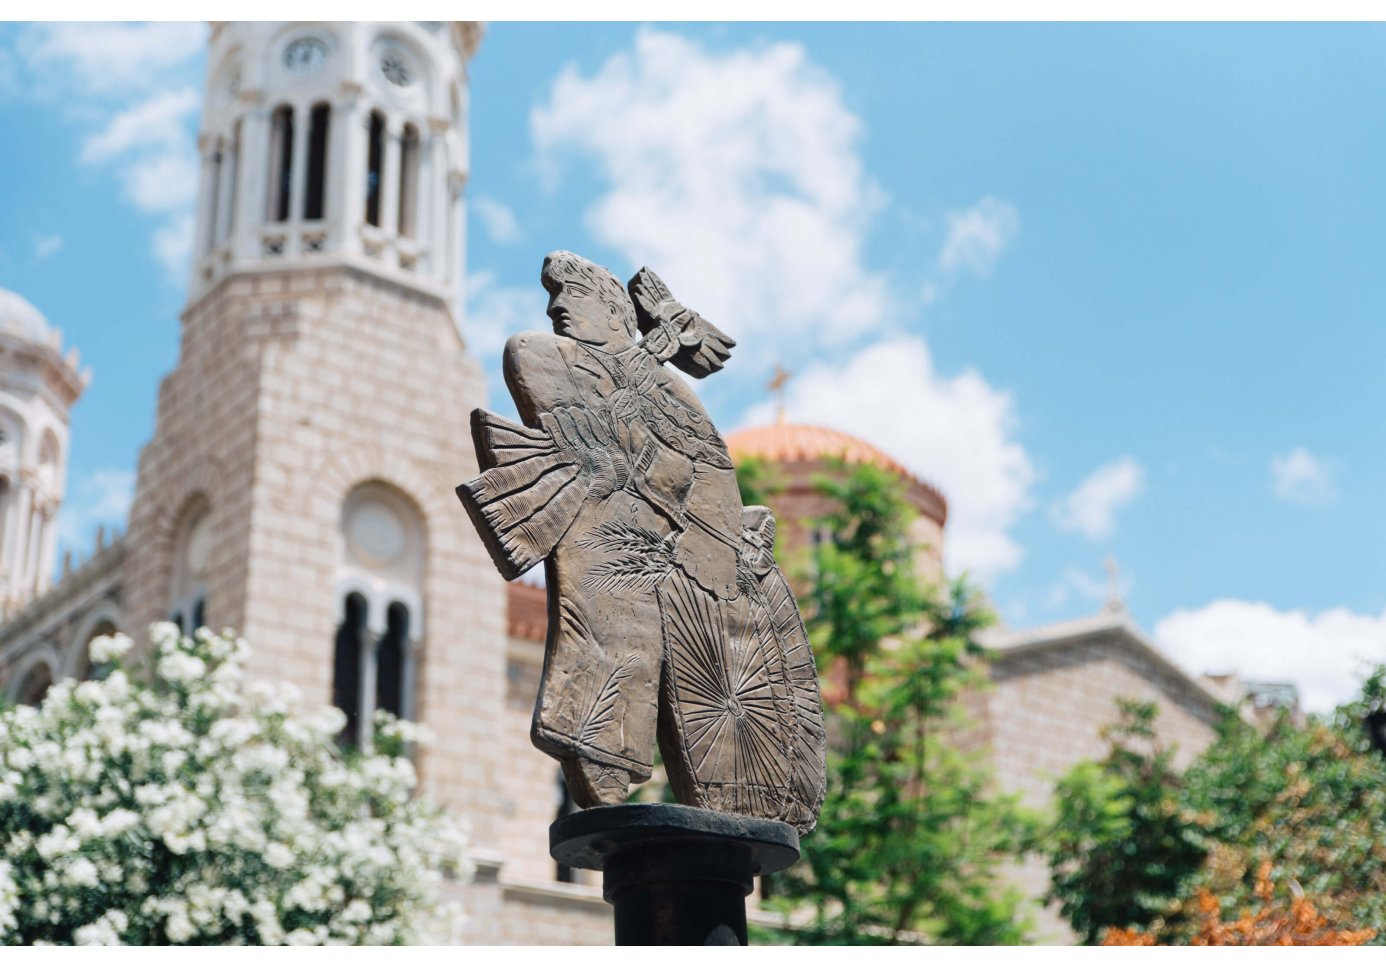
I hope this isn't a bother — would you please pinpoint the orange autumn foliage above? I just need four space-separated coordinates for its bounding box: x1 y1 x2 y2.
1101 863 1376 947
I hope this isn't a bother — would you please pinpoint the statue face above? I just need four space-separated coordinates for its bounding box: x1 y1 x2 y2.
546 274 625 349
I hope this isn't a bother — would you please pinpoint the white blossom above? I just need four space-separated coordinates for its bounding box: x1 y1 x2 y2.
88 632 134 665
0 624 469 945
73 910 128 946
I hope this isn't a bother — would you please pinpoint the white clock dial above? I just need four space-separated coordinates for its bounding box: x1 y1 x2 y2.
283 37 328 76
380 52 413 87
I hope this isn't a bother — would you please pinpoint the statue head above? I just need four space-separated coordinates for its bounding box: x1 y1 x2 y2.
540 251 638 349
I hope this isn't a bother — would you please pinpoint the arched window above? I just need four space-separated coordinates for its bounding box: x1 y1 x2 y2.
333 591 367 746
267 105 295 223
72 617 119 681
169 499 212 635
304 103 330 221
365 111 385 227
14 660 53 707
397 123 420 239
334 483 424 748
375 601 409 718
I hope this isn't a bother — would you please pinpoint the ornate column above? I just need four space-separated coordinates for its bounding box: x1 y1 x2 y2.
447 171 467 288
423 121 447 280
234 105 270 262
193 138 217 263
287 101 311 236
214 132 237 248
22 492 42 599
8 483 32 602
333 85 367 255
36 505 57 596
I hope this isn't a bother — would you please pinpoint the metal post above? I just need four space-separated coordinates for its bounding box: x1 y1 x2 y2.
551 803 799 946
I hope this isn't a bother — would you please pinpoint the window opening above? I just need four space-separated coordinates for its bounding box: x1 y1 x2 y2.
304 103 330 221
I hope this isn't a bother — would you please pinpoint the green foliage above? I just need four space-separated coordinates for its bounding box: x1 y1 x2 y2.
1046 700 1208 944
806 462 928 691
734 454 782 509
766 462 1038 945
1180 677 1386 941
1049 671 1386 944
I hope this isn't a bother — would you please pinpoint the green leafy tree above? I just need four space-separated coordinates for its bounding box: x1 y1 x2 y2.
765 462 1037 944
1049 671 1386 945
1177 674 1386 941
1046 700 1208 943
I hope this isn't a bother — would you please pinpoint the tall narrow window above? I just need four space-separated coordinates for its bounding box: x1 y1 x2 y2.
333 592 368 746
397 124 420 239
365 111 385 227
169 499 211 636
268 106 294 223
375 601 409 718
336 483 424 749
304 103 330 221
204 144 223 255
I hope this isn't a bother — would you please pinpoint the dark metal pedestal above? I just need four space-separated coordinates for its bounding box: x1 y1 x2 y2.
550 803 799 946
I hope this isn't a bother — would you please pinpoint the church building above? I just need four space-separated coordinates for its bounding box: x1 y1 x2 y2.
0 22 1288 945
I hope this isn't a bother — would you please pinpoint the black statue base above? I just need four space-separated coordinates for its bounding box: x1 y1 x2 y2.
550 803 800 946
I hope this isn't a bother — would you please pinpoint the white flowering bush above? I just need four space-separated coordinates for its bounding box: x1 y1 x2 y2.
0 623 471 945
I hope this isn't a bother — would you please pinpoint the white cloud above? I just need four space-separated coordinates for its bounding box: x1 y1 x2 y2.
473 197 521 245
80 88 199 165
465 270 547 359
530 31 1033 577
1155 599 1386 713
12 26 203 282
55 468 135 558
153 213 195 280
33 235 62 260
18 23 205 97
1053 456 1144 540
938 196 1020 278
743 335 1034 580
122 150 200 216
532 28 889 352
1270 446 1335 505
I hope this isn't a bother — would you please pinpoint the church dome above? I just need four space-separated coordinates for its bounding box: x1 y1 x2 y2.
0 289 56 346
725 419 948 526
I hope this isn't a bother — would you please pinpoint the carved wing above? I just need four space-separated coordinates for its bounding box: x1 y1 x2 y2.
628 267 736 379
456 408 586 580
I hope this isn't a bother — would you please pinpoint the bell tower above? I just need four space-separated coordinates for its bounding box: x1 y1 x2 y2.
122 21 510 863
189 22 475 306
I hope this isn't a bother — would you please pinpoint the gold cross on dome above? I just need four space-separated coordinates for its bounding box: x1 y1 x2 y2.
768 365 791 424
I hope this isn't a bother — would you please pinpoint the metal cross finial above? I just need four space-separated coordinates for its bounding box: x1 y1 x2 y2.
1103 555 1125 613
768 365 791 424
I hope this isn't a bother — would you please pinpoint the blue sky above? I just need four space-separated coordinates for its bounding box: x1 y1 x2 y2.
1 22 1383 710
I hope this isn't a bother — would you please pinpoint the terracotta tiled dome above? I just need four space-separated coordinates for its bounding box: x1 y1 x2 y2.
725 421 913 479
724 419 947 526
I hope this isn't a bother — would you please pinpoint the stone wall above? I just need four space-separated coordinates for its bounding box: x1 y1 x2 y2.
974 621 1222 942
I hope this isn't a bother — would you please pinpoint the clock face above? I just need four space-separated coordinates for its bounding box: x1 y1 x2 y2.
283 37 328 76
380 51 413 87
